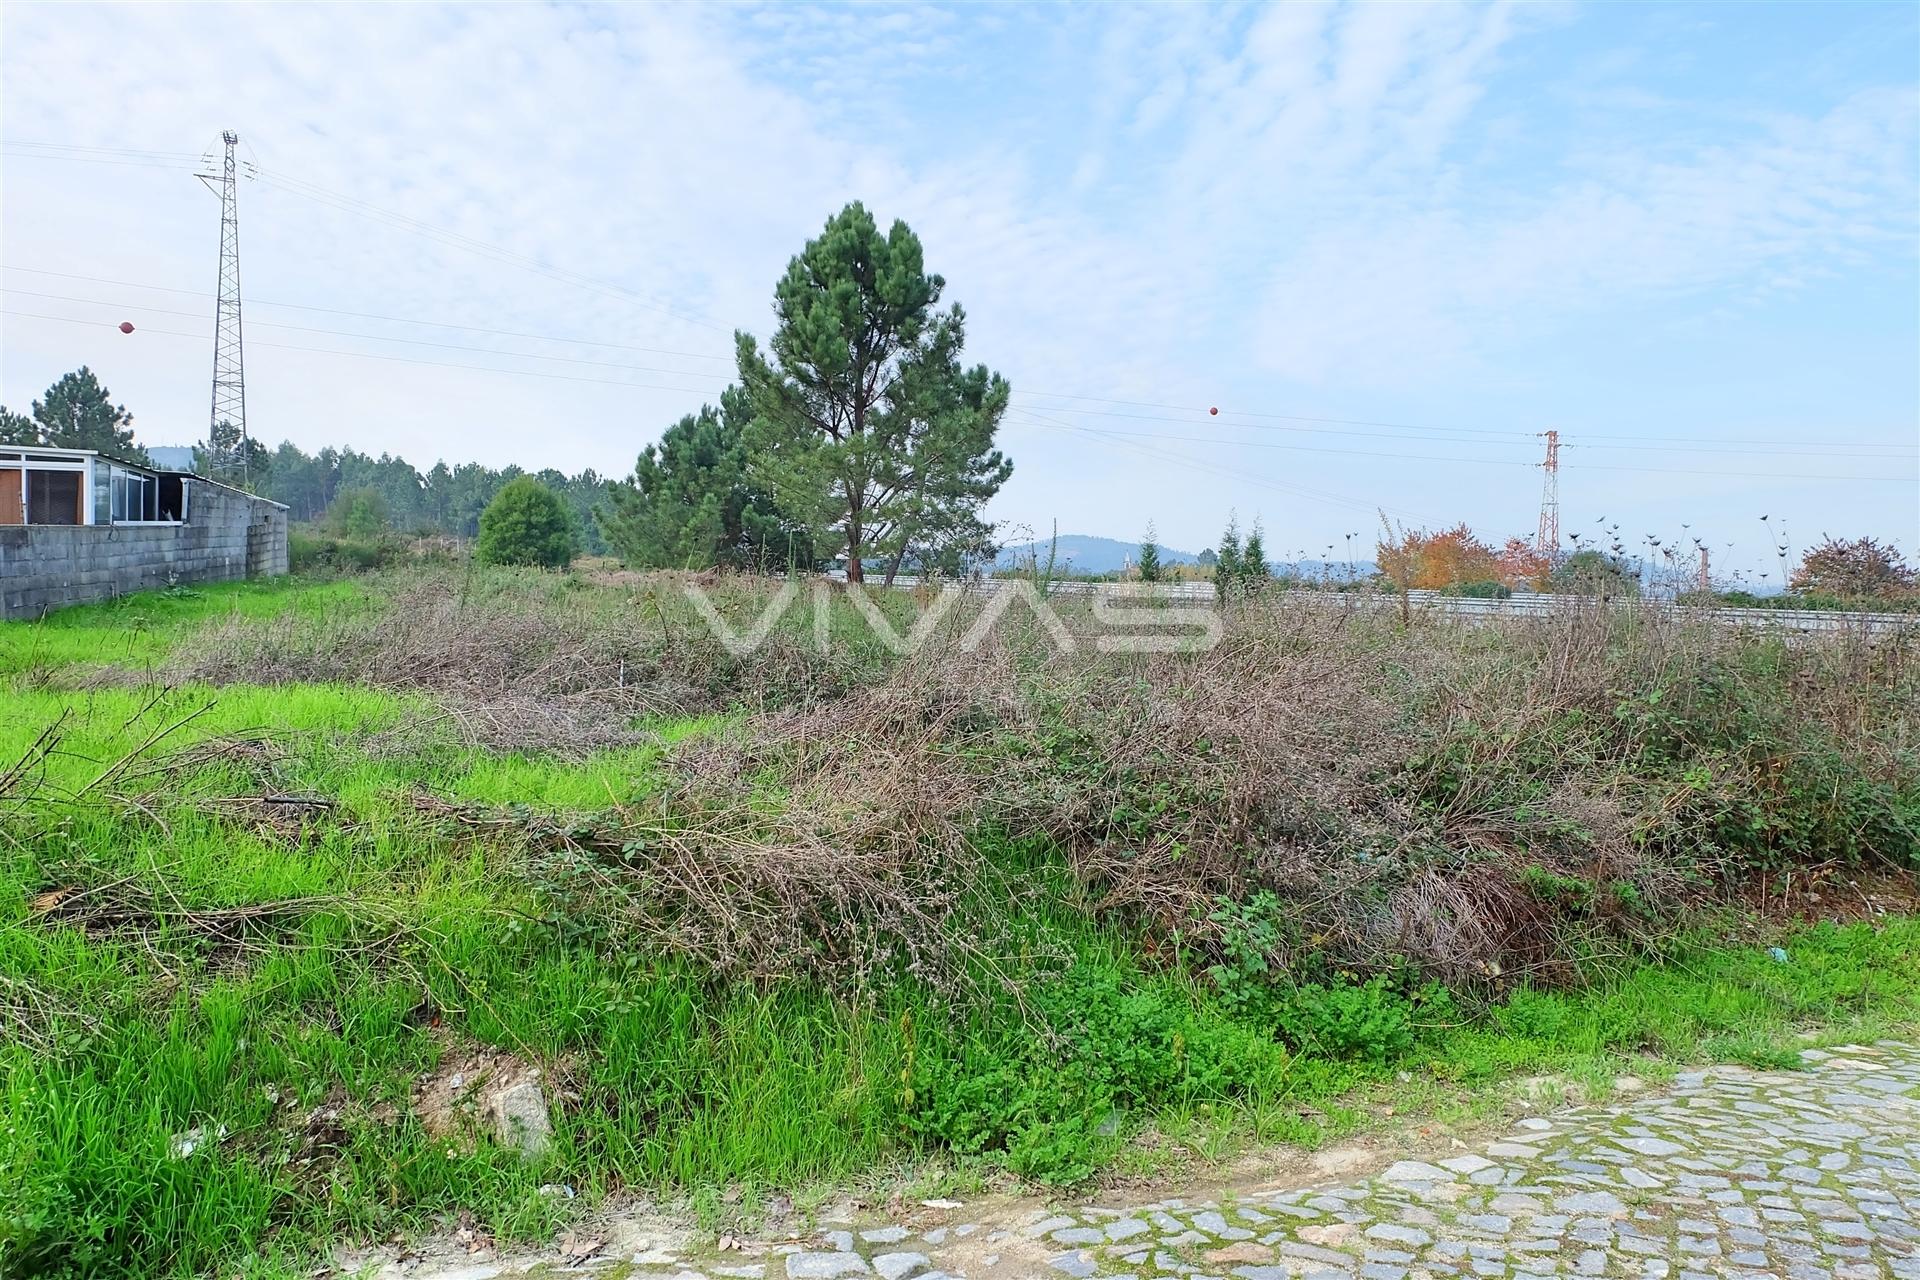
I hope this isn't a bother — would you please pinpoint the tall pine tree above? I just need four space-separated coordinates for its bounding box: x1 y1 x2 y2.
736 202 1011 583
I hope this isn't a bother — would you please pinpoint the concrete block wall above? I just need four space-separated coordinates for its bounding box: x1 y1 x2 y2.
0 481 289 620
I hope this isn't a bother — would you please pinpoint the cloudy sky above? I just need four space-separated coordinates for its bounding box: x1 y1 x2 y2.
2 2 1915 574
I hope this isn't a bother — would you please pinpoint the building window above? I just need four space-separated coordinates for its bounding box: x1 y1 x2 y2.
159 474 187 521
27 470 83 525
110 469 160 522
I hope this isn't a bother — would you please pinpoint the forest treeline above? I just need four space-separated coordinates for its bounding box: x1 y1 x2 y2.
253 441 614 553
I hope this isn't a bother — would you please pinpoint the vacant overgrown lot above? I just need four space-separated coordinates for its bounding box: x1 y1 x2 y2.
3 567 1918 1278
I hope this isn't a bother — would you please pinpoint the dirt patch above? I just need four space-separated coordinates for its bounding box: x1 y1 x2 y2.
1739 864 1920 925
410 1047 545 1150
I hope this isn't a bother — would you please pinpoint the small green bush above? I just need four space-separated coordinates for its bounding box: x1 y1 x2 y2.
327 487 393 540
476 477 578 569
907 963 1289 1183
1205 894 1454 1063
1494 986 1573 1040
1276 974 1452 1063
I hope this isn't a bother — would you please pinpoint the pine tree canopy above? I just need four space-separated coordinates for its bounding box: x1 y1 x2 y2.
735 202 1011 584
1 366 146 462
600 386 814 572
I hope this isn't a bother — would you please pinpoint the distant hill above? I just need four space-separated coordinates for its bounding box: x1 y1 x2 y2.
994 535 1375 580
995 535 1199 576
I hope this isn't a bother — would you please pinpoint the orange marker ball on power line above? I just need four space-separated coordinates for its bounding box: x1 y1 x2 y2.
1209 406 1219 415
119 321 135 334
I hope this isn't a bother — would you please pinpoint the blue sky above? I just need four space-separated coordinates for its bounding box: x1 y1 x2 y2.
2 1 1914 578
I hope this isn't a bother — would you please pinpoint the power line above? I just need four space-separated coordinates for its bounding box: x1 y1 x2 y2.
1011 398 1914 455
1018 419 1908 482
2 288 735 381
9 305 1906 485
0 148 202 171
1564 438 1915 459
1020 404 1913 460
248 165 730 334
1542 457 1915 483
1043 424 1538 467
1011 389 1916 451
1016 390 1537 441
6 265 1907 458
1006 406 1443 524
1 267 736 363
1 310 726 397
2 140 202 160
0 144 737 335
1011 399 1539 444
13 278 1908 465
9 141 1918 459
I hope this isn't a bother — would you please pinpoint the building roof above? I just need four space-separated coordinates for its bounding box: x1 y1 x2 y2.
2 444 156 471
0 445 289 509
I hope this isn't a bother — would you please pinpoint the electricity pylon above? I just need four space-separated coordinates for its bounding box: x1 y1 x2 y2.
198 131 249 486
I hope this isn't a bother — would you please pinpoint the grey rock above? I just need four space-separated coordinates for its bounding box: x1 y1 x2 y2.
871 1252 929 1280
786 1253 869 1279
485 1077 553 1159
1379 1161 1451 1183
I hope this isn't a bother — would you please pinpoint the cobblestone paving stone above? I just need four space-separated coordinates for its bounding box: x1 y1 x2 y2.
384 1042 1920 1280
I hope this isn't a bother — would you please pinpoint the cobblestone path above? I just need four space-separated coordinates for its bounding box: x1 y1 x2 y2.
372 1042 1920 1280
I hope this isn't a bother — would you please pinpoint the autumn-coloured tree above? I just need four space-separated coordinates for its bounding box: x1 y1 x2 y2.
1375 523 1501 589
1496 537 1551 590
1790 536 1916 600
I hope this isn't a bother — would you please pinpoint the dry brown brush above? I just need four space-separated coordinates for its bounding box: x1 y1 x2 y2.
174 567 917 753
413 654 1045 996
165 569 1920 996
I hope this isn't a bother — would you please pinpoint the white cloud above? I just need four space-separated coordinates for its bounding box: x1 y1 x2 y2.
1253 86 1918 383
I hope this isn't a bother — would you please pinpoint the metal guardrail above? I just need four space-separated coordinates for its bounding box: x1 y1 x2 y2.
871 576 1917 634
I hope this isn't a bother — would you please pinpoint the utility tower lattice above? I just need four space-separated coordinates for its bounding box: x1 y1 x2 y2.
1534 429 1560 558
198 131 249 486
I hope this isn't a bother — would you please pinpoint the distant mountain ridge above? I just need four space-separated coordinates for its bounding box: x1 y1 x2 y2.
994 534 1199 575
994 534 1376 579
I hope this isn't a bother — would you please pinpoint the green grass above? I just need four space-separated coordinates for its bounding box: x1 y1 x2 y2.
3 574 1918 1280
0 577 378 679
